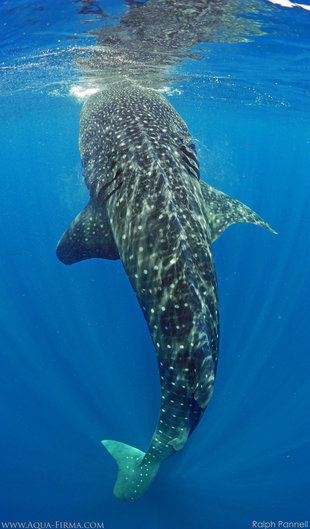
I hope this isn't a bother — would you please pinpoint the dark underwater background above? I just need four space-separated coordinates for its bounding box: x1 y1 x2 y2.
0 1 309 528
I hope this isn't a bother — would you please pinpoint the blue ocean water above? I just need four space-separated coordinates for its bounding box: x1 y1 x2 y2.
1 1 310 528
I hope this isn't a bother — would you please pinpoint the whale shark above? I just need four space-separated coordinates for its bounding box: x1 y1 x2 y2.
57 83 275 502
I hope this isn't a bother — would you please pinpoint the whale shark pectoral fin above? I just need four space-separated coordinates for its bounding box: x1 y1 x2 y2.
101 440 159 502
56 200 119 265
200 181 277 243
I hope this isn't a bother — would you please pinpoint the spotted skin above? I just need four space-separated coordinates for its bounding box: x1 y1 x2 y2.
57 83 274 501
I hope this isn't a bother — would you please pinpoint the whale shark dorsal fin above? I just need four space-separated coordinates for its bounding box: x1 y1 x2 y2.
200 181 277 242
56 200 119 265
168 426 190 451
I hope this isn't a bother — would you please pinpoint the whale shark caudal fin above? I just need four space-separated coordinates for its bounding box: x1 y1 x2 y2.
56 200 119 265
200 181 277 242
101 440 160 502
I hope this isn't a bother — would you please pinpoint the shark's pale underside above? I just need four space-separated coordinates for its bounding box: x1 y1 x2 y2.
57 83 275 502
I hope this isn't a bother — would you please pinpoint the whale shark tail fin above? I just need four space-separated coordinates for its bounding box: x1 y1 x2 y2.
101 439 160 502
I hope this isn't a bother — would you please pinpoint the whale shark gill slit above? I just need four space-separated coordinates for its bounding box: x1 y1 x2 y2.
98 180 123 205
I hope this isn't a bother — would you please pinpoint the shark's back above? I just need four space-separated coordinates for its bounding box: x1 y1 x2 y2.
78 83 219 418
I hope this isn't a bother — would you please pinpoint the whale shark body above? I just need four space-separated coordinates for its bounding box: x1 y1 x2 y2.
57 83 274 502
